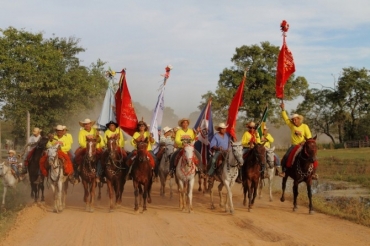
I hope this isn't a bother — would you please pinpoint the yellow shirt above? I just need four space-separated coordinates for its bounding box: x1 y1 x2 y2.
175 128 196 148
261 133 274 148
131 131 154 150
47 135 71 154
282 110 312 145
104 128 124 148
241 131 261 148
65 133 73 146
78 128 100 148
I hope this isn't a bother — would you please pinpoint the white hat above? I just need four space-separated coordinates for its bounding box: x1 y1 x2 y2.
291 114 304 121
8 149 16 154
55 125 64 131
163 126 173 134
62 125 67 130
263 125 268 130
79 118 96 127
32 127 42 134
215 123 228 130
247 121 256 128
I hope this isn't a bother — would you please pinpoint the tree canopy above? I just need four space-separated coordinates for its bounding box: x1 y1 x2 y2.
0 27 107 141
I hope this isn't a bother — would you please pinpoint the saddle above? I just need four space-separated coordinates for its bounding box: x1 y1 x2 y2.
24 148 36 167
286 145 302 168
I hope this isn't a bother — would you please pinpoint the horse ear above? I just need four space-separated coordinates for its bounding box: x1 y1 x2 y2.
313 135 317 140
271 146 275 151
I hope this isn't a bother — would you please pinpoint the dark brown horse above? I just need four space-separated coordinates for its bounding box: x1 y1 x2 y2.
280 136 318 214
28 136 49 202
130 137 153 212
242 143 267 211
101 135 128 212
80 137 99 212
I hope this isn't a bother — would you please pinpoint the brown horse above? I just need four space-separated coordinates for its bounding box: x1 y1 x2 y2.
28 136 49 202
102 135 128 212
79 137 99 212
242 143 267 211
130 137 153 212
280 136 318 214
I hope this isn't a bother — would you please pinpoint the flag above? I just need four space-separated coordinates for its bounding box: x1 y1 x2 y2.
193 99 213 166
226 74 246 139
149 86 165 145
114 69 138 136
97 84 116 129
275 21 296 99
257 106 268 138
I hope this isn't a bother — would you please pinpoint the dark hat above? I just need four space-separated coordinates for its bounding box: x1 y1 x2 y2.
106 120 118 128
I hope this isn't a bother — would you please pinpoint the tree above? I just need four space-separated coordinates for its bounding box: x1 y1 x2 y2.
200 41 309 130
0 27 107 141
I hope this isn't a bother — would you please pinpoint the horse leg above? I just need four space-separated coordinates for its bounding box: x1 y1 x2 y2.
293 181 299 211
169 175 173 199
258 177 263 199
57 180 64 212
188 178 195 213
280 176 288 202
224 181 234 214
142 184 148 212
40 182 45 202
62 181 68 209
268 172 273 202
2 186 7 207
218 182 224 208
203 176 208 194
198 173 202 192
307 181 314 214
242 181 248 207
50 183 58 213
251 179 258 207
82 181 89 211
210 184 215 210
107 180 114 212
177 181 185 211
147 176 153 204
247 180 253 212
133 181 139 211
89 180 96 213
160 176 165 197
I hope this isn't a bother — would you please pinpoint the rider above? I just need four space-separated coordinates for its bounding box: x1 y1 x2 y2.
207 123 233 182
63 125 74 160
104 120 125 149
169 118 203 177
279 103 317 179
241 121 261 154
260 125 281 175
8 150 21 180
74 118 103 183
24 127 42 168
157 126 174 161
37 125 75 184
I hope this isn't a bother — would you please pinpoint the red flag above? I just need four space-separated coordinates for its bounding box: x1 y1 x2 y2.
276 21 296 99
115 69 138 136
226 75 246 139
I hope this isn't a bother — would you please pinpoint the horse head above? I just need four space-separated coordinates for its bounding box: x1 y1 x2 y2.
265 146 276 168
252 143 267 166
182 143 195 167
106 134 119 158
229 141 244 167
135 137 149 152
46 144 61 169
302 135 317 163
86 136 97 161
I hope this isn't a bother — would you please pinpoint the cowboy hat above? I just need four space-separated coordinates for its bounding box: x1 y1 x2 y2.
163 126 173 134
32 127 42 134
247 121 256 128
62 125 68 130
106 120 118 128
8 149 16 154
291 114 304 122
178 118 190 127
55 125 64 131
215 122 228 131
263 125 268 130
173 126 180 131
79 118 96 127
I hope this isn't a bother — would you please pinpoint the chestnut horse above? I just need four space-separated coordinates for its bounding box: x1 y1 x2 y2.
102 135 128 212
80 137 99 212
131 137 153 212
280 136 318 214
242 143 267 211
28 136 49 202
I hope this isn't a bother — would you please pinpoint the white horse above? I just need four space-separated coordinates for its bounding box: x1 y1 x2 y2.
258 146 276 202
175 143 197 213
1 161 26 207
209 141 244 214
46 144 69 213
158 143 175 198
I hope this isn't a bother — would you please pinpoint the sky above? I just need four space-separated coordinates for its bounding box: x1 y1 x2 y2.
2 0 370 118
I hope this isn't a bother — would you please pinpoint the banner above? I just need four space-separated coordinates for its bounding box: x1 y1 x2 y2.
114 69 138 136
97 84 116 130
257 106 268 138
149 87 165 145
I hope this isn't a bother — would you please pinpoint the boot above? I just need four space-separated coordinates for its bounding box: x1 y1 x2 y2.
170 168 175 178
206 175 214 192
277 166 285 177
312 168 318 180
34 175 43 184
235 171 242 183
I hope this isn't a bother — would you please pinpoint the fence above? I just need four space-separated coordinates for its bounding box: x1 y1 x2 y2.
344 140 370 148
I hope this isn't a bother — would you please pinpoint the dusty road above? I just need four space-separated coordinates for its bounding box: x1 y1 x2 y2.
2 178 370 246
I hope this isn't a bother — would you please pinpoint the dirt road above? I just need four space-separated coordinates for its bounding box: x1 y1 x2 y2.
2 178 370 246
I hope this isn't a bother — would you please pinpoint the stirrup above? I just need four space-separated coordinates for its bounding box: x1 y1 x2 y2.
312 173 318 180
278 172 285 178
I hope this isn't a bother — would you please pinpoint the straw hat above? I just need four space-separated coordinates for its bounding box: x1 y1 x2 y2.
215 123 228 131
32 127 42 134
291 114 304 122
173 126 180 131
163 126 173 134
55 125 64 131
178 118 190 127
8 149 16 155
247 121 256 128
62 125 68 130
263 125 268 130
79 118 96 127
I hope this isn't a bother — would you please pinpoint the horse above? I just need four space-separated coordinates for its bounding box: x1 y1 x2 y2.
280 136 318 214
80 137 99 212
175 142 197 213
102 135 127 212
131 137 153 212
0 162 24 208
157 143 175 198
194 140 209 193
242 143 267 211
208 141 244 214
28 136 49 202
46 144 69 213
258 146 276 202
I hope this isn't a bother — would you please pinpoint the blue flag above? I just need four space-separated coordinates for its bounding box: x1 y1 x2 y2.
97 85 116 130
149 87 165 152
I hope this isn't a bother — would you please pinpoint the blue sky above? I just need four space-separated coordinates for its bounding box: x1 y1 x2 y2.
2 0 370 117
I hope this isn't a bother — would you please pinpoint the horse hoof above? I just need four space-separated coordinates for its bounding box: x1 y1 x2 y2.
210 205 215 210
293 207 298 212
243 200 246 206
309 210 315 215
148 198 152 204
189 210 194 214
280 197 285 202
90 209 94 213
109 209 114 213
230 210 234 215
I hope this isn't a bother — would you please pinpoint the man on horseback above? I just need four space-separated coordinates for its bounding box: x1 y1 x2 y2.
63 125 74 159
23 127 42 169
260 125 281 175
157 126 174 161
279 103 318 179
8 150 23 181
241 121 261 153
37 125 75 184
169 118 203 177
104 121 125 148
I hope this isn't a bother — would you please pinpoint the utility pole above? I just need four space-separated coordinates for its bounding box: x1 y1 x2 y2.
0 121 2 160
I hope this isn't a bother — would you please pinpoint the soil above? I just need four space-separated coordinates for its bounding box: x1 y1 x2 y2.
1 178 370 246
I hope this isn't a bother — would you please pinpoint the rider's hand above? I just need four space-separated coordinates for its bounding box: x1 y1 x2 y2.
280 103 285 110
